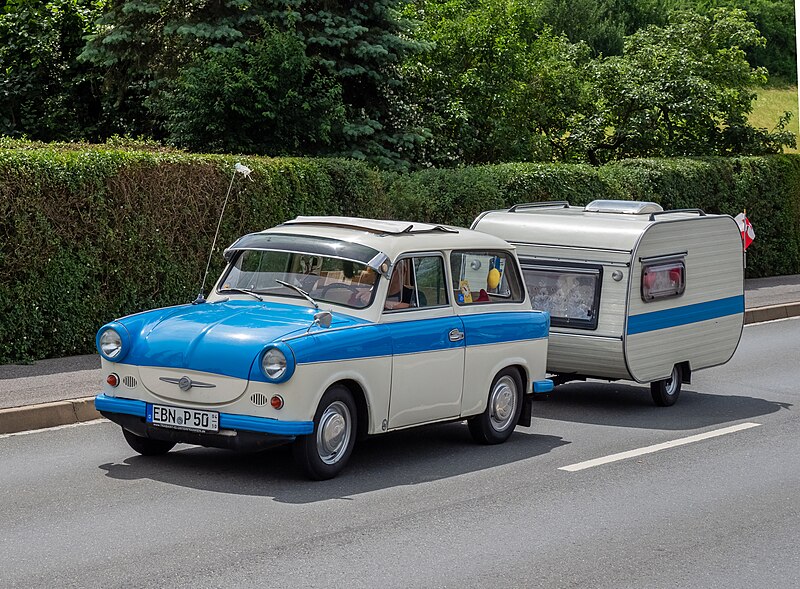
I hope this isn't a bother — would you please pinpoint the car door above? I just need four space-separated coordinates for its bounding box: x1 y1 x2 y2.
449 249 531 416
384 254 465 429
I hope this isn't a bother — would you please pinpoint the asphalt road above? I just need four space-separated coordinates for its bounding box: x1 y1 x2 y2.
1 318 798 589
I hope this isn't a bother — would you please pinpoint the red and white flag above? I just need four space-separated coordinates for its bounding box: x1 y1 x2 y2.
734 212 755 251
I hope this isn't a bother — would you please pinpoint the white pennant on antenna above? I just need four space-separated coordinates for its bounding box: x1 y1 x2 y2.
235 162 253 181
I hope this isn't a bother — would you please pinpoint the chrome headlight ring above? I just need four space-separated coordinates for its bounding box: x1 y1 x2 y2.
260 343 296 383
96 323 131 362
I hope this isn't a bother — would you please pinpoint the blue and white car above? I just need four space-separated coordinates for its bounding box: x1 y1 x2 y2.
95 217 552 479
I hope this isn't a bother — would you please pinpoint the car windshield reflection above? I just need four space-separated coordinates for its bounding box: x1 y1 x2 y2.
220 249 378 309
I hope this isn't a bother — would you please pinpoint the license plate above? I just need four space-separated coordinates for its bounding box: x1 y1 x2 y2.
146 404 219 433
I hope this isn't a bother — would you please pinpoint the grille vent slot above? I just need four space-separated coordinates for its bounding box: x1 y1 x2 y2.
250 393 269 406
122 375 138 388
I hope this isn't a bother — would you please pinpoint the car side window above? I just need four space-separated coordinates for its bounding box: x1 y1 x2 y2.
384 255 448 311
450 250 524 305
413 256 448 307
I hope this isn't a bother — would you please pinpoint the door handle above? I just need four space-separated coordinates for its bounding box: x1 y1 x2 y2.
448 328 464 342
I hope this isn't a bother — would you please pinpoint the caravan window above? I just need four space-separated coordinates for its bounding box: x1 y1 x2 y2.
520 262 602 330
641 260 685 302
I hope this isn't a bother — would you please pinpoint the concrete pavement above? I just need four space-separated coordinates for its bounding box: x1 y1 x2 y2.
1 274 798 434
741 273 800 323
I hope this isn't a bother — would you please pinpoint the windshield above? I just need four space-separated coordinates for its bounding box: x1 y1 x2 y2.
219 249 379 309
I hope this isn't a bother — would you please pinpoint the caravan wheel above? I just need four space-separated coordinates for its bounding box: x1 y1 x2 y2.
650 364 682 407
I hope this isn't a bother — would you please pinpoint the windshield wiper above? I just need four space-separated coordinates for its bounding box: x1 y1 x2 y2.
275 279 319 309
218 287 264 302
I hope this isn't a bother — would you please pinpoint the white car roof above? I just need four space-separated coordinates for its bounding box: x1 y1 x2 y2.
257 216 516 259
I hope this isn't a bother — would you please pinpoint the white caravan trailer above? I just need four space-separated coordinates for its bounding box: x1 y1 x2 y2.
472 200 745 406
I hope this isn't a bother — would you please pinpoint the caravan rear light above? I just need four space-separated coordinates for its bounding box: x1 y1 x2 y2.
642 261 685 301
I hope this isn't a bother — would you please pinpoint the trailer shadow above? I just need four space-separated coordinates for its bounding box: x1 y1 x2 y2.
98 423 568 504
534 382 791 430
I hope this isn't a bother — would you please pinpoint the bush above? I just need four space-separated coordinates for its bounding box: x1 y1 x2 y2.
1 143 798 363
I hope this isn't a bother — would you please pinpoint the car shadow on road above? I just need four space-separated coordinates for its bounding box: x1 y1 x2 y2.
533 382 792 430
98 423 568 503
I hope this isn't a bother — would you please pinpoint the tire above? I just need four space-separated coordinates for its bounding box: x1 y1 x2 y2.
293 385 357 480
651 364 683 407
468 368 523 445
122 428 176 456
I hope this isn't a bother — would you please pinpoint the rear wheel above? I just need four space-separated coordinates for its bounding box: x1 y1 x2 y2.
468 368 523 444
651 364 683 407
122 428 176 456
293 385 357 480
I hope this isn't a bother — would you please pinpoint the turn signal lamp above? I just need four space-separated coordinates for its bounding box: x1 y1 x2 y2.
106 373 120 387
270 395 284 410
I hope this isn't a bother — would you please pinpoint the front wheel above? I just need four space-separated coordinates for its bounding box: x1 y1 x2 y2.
468 368 523 445
650 364 683 407
293 385 357 480
122 428 176 456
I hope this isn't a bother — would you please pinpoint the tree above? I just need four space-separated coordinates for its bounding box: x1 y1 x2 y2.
405 0 594 165
407 2 793 166
539 0 678 56
694 0 796 84
0 0 107 140
80 0 266 137
154 28 346 155
81 0 427 169
264 0 430 170
575 8 795 163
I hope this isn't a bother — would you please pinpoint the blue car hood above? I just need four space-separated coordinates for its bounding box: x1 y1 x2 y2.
110 300 365 379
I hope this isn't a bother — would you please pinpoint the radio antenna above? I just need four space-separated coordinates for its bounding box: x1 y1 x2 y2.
193 162 253 304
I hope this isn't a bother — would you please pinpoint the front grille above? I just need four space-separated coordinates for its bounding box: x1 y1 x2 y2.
122 375 138 388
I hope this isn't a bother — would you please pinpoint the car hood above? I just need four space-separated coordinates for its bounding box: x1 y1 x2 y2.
110 300 365 379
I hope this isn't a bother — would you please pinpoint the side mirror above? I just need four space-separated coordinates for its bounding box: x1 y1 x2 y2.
312 311 332 330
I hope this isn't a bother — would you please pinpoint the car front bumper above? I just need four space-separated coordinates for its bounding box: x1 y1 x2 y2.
95 394 314 451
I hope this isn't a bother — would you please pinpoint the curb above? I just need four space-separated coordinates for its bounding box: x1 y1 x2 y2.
744 302 800 325
1 302 798 436
0 397 99 435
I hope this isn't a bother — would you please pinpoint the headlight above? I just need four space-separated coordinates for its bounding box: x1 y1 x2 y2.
260 344 295 383
262 348 287 379
96 323 130 362
99 329 123 359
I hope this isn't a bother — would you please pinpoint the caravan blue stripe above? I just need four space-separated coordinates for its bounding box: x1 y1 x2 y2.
627 295 744 335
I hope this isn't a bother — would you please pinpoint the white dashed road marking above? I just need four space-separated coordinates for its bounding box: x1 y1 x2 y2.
559 422 762 472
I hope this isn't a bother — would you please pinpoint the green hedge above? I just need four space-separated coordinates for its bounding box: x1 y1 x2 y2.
0 147 390 363
1 145 798 363
387 157 800 277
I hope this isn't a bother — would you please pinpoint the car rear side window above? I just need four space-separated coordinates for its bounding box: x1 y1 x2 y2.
450 251 524 305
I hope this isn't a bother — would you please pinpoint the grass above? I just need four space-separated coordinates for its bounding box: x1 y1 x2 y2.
749 86 799 154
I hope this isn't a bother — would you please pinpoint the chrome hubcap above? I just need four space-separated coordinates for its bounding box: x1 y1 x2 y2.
489 375 517 432
316 401 351 465
665 366 679 396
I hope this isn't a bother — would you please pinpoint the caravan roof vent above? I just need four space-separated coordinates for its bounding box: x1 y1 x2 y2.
584 200 663 215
